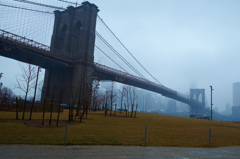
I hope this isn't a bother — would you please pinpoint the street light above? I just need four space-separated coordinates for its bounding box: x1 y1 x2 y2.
210 86 213 120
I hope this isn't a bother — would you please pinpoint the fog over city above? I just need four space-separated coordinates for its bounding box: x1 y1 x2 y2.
1 0 240 112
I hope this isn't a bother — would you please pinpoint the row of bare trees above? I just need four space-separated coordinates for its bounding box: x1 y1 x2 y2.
0 73 16 105
2 60 140 123
90 80 139 118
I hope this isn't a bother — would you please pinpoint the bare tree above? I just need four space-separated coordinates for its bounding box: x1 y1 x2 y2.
106 82 117 117
29 67 41 120
80 85 92 122
119 84 126 113
125 85 131 116
68 64 93 122
124 103 127 117
16 63 37 120
49 85 56 125
48 74 63 125
42 98 46 125
56 97 62 126
134 104 138 118
114 104 117 116
130 86 137 117
104 90 109 116
92 79 100 111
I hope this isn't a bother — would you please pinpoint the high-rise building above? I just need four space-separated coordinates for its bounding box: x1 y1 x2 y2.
233 82 240 106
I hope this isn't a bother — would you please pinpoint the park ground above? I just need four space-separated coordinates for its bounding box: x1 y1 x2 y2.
0 110 240 147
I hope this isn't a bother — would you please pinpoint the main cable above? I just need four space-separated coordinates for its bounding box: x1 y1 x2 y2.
13 0 65 10
97 15 163 86
96 31 147 80
95 45 128 73
0 3 54 14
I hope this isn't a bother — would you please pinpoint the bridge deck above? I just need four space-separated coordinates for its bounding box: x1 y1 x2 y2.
94 63 201 107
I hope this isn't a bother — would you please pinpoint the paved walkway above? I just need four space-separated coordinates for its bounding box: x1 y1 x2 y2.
0 145 240 158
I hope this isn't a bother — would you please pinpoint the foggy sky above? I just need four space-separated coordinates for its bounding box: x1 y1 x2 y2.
1 0 240 111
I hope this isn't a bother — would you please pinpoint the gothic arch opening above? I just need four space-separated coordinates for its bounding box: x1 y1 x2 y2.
57 24 67 50
198 94 203 103
74 21 82 34
60 24 67 38
71 21 82 54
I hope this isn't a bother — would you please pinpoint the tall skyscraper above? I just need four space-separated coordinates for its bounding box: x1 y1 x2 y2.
233 82 240 106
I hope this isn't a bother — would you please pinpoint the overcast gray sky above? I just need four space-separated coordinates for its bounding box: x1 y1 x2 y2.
1 0 240 111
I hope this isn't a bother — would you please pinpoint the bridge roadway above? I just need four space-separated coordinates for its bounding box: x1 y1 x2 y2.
0 29 201 108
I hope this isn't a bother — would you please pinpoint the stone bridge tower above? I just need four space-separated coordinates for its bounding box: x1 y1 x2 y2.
41 2 99 104
190 89 205 114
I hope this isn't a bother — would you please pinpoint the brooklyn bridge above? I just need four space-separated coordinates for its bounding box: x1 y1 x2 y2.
0 1 206 114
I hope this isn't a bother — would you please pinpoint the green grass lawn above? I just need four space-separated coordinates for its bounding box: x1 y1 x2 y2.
0 110 239 147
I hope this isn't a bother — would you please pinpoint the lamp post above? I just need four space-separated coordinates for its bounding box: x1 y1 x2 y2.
210 86 213 120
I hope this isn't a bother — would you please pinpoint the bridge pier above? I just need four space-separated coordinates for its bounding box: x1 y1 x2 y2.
41 2 99 105
189 89 206 114
41 64 94 105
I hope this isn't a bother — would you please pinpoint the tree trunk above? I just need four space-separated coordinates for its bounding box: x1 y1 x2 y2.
120 100 122 113
42 99 46 125
22 91 28 120
71 105 74 122
124 103 127 117
16 97 18 120
68 104 71 122
49 102 54 125
86 102 88 119
105 103 107 116
79 109 86 123
131 104 134 117
134 104 138 118
110 102 112 116
56 101 61 126
114 104 117 116
74 99 80 122
29 67 40 120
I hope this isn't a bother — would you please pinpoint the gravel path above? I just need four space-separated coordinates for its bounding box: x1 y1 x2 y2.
0 145 240 159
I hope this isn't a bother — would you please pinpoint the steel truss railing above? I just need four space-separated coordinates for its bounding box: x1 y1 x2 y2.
0 29 74 62
95 63 190 100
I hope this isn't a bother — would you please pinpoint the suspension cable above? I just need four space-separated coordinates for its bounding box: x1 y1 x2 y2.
97 15 163 85
96 31 147 80
13 0 65 10
95 45 128 73
57 0 80 6
0 3 54 14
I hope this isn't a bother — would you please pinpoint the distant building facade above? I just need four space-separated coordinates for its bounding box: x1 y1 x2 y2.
232 82 240 117
232 106 240 118
233 82 240 106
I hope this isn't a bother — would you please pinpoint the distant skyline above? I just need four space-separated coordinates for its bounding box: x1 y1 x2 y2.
1 0 240 112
